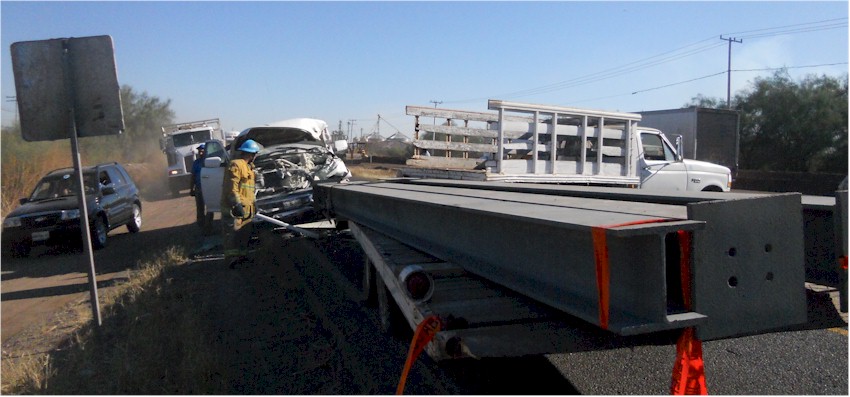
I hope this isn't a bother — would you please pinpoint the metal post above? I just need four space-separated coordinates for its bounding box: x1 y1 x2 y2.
497 107 504 174
63 39 101 326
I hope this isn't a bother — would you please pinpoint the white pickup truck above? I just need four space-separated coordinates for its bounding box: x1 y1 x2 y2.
402 100 732 192
199 118 350 224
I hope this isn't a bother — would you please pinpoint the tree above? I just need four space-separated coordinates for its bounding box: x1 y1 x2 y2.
79 85 175 164
683 94 725 109
1 85 175 215
686 71 848 173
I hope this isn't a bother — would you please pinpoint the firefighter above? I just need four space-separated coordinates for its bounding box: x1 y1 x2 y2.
221 139 260 268
189 144 206 227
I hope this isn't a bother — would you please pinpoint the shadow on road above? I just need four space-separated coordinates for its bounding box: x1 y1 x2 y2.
1 277 129 302
1 223 201 283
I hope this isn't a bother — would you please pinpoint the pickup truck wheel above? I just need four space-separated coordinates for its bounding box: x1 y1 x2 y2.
126 204 142 233
91 216 108 249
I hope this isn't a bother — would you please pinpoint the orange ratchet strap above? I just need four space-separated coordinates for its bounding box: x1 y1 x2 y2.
396 315 442 395
670 230 708 395
591 218 671 329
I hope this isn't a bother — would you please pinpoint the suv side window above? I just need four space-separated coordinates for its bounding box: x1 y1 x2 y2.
105 167 124 186
117 165 133 185
98 170 112 187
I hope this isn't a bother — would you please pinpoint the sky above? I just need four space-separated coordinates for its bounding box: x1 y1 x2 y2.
1 1 848 139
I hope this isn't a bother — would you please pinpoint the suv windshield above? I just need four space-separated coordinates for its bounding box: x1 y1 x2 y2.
29 173 98 201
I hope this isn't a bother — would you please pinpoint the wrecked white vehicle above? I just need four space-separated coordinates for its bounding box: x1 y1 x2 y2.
199 118 350 225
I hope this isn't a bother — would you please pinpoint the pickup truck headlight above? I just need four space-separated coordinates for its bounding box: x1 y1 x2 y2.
61 209 81 220
2 217 21 228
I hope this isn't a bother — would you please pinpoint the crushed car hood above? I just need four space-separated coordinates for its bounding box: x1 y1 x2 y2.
236 118 331 150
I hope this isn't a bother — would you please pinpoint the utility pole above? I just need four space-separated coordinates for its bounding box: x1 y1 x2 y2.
347 119 356 142
429 100 442 125
720 36 742 109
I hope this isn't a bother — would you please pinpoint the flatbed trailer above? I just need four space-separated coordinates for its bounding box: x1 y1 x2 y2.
351 222 682 360
315 178 812 361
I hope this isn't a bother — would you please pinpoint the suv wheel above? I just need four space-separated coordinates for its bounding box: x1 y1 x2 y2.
127 203 142 233
91 216 108 249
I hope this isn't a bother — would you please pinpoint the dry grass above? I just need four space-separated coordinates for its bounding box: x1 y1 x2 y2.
1 247 229 394
348 164 401 181
1 145 71 217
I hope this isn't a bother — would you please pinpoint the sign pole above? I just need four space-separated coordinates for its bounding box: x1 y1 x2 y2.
63 39 102 326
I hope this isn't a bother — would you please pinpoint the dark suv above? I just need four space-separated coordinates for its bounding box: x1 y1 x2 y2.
2 162 142 257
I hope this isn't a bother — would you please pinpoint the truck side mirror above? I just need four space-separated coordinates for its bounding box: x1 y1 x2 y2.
19 198 28 205
674 135 684 162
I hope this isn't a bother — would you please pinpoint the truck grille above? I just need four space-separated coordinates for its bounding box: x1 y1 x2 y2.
183 155 194 174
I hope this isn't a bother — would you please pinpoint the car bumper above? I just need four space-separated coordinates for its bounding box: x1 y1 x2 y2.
255 190 323 225
2 222 85 249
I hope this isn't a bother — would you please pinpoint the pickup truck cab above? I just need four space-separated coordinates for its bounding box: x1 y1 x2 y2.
200 118 350 224
638 129 731 192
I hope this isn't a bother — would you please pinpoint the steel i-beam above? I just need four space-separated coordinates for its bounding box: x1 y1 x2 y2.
315 180 806 340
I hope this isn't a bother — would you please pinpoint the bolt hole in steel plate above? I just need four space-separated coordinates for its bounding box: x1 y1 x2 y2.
689 193 806 340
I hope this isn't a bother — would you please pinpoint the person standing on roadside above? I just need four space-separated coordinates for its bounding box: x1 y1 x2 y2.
221 139 260 268
190 144 207 227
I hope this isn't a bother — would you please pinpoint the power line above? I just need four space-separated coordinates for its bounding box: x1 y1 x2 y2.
631 71 728 95
733 62 849 72
622 62 847 98
725 17 847 38
442 17 847 105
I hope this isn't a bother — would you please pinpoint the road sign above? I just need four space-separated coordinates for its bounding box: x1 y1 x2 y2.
11 35 124 141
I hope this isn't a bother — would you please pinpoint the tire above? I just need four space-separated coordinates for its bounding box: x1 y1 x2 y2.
91 216 108 249
126 203 142 233
361 257 377 306
376 277 411 340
